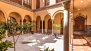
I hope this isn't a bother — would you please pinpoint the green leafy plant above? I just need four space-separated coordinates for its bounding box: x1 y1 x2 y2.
0 22 6 41
0 21 13 51
53 24 61 29
53 24 61 38
30 23 36 34
24 21 32 33
0 40 13 51
7 18 18 34
7 18 21 51
23 21 36 34
20 21 36 33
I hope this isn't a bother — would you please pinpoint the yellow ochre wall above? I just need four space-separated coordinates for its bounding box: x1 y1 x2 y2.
73 7 91 25
0 1 33 20
0 10 5 22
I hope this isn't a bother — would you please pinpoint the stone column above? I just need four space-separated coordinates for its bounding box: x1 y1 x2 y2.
63 1 70 51
42 20 43 33
40 0 44 8
71 13 73 44
21 19 23 34
52 19 54 35
32 0 36 9
69 14 71 45
5 17 8 37
22 0 23 6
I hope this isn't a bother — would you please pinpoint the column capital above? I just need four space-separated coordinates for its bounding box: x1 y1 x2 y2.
63 1 71 10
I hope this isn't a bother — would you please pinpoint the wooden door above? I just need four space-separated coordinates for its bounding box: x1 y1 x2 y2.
75 20 85 31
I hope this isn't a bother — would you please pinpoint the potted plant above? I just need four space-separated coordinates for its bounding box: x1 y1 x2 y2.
0 21 13 51
30 23 36 34
53 24 61 38
21 21 36 34
25 21 32 33
7 18 21 51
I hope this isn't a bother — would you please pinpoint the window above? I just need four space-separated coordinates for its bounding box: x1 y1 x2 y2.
28 0 30 5
18 0 22 5
23 0 31 8
45 0 49 6
23 0 28 4
36 0 40 9
28 0 32 8
56 0 61 3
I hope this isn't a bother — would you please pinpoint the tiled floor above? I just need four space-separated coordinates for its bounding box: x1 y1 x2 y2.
3 32 91 51
73 35 91 51
3 33 57 51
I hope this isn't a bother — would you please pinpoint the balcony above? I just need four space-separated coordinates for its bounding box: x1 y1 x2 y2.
0 0 32 11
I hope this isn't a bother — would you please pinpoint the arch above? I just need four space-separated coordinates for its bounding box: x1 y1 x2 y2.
7 10 22 17
52 10 63 19
42 13 52 20
24 15 32 22
0 7 7 18
54 12 63 34
74 13 86 20
9 17 17 22
48 18 52 29
23 15 32 32
44 15 52 33
35 15 42 20
0 10 6 22
36 16 41 32
9 12 21 25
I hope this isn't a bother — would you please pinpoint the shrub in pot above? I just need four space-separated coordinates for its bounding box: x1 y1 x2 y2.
53 24 61 38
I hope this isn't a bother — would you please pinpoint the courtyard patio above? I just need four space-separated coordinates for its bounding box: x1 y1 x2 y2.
2 32 91 51
3 33 63 51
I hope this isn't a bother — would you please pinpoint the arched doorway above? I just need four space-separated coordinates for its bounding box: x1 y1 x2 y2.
54 13 63 34
36 0 40 9
36 16 41 33
0 10 5 22
24 15 32 31
24 15 31 22
9 12 21 25
48 18 52 33
74 13 86 31
44 15 51 33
